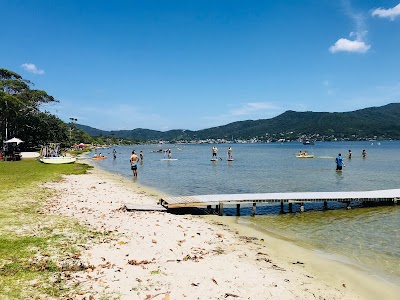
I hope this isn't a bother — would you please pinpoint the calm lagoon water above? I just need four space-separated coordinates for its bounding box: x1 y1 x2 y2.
89 141 400 284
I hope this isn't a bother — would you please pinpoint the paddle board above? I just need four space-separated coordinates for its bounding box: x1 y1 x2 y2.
211 158 218 161
161 158 178 161
227 158 234 161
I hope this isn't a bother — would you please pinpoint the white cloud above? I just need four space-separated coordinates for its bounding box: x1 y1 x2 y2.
330 1 370 54
229 102 277 116
203 102 283 128
329 37 371 53
21 63 45 75
372 3 400 20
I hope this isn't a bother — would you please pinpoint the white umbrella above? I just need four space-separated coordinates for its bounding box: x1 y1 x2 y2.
5 137 24 145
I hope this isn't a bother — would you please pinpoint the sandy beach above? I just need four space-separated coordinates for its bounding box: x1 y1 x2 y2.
44 165 400 300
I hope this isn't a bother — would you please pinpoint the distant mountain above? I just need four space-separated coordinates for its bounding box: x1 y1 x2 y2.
76 103 400 141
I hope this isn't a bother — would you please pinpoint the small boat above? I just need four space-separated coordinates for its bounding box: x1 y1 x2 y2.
296 155 314 158
40 157 77 164
39 143 76 164
303 140 314 145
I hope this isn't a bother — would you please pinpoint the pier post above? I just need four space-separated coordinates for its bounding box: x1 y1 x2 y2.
280 201 284 213
207 205 211 212
215 205 219 214
236 204 241 216
346 201 351 209
323 201 328 210
300 203 304 212
218 203 224 216
394 198 398 205
288 203 293 213
251 202 256 217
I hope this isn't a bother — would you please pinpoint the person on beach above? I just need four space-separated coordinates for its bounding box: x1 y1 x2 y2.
362 149 367 158
139 151 144 161
348 149 352 159
228 147 233 160
212 146 218 159
335 153 345 171
130 150 139 177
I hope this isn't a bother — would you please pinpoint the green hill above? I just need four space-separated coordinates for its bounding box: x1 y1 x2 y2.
77 103 400 142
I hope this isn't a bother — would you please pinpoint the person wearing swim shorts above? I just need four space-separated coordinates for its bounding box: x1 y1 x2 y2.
130 150 139 177
335 153 345 171
212 146 218 159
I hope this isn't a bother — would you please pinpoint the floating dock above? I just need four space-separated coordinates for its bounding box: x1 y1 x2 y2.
160 189 400 216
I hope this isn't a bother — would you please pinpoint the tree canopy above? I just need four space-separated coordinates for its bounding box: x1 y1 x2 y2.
1 68 71 148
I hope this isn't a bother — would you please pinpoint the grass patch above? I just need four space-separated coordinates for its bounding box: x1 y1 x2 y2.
0 159 101 299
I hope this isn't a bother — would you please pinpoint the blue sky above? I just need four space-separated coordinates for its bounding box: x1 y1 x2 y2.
1 0 400 131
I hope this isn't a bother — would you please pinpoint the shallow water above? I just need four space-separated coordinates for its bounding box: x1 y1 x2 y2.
90 141 400 284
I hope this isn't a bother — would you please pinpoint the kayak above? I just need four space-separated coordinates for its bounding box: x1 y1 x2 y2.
296 155 314 158
92 156 108 160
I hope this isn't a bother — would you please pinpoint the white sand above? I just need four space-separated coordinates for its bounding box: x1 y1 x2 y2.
44 166 400 300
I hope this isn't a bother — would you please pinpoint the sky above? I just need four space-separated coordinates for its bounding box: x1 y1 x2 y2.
1 0 400 131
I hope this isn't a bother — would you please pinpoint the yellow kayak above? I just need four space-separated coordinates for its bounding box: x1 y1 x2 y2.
296 155 314 158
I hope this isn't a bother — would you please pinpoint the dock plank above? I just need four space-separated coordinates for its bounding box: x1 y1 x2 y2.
161 189 400 208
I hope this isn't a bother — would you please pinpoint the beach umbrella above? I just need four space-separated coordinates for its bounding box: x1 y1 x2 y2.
78 143 85 147
5 137 24 145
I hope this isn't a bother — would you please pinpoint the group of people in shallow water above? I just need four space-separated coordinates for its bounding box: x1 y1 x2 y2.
111 146 369 178
212 146 233 160
336 149 367 171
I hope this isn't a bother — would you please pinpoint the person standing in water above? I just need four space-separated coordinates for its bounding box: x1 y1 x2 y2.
113 149 117 159
228 147 233 160
212 146 218 159
335 153 345 171
139 150 144 161
348 149 352 159
130 150 139 177
362 149 367 158
167 149 172 159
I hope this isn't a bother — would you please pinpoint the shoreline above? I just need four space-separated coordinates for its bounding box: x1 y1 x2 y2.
44 161 400 299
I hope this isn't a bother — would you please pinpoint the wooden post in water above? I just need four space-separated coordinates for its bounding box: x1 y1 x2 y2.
251 202 256 217
216 205 219 214
236 204 241 216
323 201 328 210
346 201 351 209
280 201 284 213
288 203 293 213
219 202 224 216
300 203 305 212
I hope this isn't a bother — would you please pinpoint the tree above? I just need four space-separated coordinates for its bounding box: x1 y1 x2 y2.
0 68 60 147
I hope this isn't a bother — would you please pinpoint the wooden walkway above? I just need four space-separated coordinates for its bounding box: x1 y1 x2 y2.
161 189 400 215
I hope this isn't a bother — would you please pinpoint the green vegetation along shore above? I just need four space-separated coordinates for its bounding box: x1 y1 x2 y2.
0 159 105 299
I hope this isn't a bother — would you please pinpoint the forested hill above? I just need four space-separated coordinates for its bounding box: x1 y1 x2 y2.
77 103 400 141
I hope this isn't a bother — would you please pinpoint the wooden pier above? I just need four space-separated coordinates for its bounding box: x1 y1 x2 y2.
160 189 400 216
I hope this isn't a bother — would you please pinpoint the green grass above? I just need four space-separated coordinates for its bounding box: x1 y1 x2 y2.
0 159 101 299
